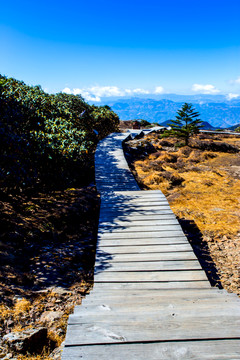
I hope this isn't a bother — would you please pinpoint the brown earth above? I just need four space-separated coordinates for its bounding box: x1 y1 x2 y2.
125 132 240 295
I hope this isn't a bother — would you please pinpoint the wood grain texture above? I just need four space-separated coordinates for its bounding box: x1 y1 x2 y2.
64 316 240 345
94 270 208 282
61 340 240 360
94 260 202 272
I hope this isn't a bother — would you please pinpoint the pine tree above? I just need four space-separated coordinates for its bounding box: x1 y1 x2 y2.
168 103 203 146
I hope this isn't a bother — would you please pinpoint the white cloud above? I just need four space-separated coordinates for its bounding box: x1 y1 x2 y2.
62 85 165 101
154 86 164 94
88 86 125 97
226 93 240 100
132 88 150 94
62 87 72 94
192 84 220 94
230 76 240 85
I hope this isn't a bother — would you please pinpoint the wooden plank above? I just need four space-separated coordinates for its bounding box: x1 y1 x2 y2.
95 251 198 262
98 225 182 233
97 244 193 253
61 340 240 360
81 290 238 304
100 209 174 217
101 193 166 200
86 287 224 296
73 297 240 316
100 203 170 209
94 260 202 272
99 219 179 227
101 198 168 205
70 305 240 321
94 270 208 282
83 288 231 302
90 281 211 290
114 190 164 195
97 238 188 246
97 231 185 239
99 214 177 221
64 316 240 345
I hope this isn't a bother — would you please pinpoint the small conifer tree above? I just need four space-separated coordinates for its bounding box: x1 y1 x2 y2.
167 103 203 146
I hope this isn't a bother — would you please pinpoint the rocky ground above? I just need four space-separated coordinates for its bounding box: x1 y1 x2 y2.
0 187 100 359
124 132 240 295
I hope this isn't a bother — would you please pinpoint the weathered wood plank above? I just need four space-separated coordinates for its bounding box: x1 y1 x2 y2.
61 340 240 360
99 214 177 222
99 219 179 227
98 225 183 234
95 251 198 261
90 281 211 290
64 316 240 345
97 231 185 239
97 238 188 246
101 198 168 206
100 203 171 210
83 288 232 302
94 270 208 282
80 289 240 306
94 260 202 272
114 190 164 195
100 208 174 215
97 244 193 253
73 298 240 316
80 291 240 305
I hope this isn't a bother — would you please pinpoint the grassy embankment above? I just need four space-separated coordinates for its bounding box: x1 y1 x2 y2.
130 133 240 294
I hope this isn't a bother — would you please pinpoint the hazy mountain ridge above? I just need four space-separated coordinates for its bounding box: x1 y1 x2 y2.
98 96 240 128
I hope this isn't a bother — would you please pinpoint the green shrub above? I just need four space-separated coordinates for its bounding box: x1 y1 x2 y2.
0 75 119 193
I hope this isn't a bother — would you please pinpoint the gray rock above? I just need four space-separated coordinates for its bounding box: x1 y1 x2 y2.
3 327 48 354
49 344 64 360
40 311 64 324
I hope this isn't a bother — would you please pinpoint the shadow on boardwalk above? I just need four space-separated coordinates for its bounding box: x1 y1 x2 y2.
179 218 222 288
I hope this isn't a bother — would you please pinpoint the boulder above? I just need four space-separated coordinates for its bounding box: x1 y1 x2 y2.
3 327 48 354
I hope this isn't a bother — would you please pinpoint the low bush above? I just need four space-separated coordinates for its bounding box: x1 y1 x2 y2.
0 75 119 193
193 139 239 153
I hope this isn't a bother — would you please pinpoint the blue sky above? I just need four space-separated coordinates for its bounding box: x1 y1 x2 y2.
1 0 240 101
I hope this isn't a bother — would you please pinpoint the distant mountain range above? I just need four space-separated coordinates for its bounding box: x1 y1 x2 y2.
158 120 216 130
96 95 240 128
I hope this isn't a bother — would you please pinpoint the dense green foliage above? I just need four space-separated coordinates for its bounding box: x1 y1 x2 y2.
139 119 152 127
0 75 119 192
166 103 203 145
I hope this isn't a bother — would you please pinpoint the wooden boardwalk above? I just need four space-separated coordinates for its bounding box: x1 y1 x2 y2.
62 131 240 359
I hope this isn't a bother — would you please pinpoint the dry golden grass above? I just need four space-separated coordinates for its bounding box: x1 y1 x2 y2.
135 140 240 238
133 135 240 294
170 169 240 237
14 298 31 316
17 350 53 360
